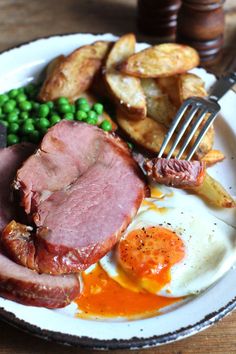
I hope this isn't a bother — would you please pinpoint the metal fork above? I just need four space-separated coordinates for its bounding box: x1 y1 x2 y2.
158 71 236 161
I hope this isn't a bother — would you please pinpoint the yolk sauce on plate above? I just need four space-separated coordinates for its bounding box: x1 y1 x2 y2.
75 264 181 319
76 226 184 319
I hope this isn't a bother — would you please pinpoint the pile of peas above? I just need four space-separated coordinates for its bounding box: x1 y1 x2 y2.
0 83 112 146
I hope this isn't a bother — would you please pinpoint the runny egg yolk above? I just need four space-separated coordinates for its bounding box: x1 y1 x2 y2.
117 227 185 293
75 264 181 318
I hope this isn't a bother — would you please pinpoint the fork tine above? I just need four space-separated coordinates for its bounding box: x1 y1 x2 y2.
175 108 208 159
158 99 190 158
186 111 217 161
166 104 200 159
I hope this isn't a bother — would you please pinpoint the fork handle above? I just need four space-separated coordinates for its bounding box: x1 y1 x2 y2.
209 72 236 102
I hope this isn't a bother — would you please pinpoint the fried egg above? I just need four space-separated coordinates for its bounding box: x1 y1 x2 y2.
100 197 236 297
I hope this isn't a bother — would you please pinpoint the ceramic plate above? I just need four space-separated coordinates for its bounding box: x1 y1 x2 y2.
0 33 235 350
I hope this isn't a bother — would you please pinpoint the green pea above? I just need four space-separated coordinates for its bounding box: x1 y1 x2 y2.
12 108 20 115
20 111 29 120
8 89 19 98
93 103 104 115
100 119 112 131
0 120 8 128
86 117 97 125
58 104 72 114
38 104 50 118
32 102 40 111
76 97 88 106
18 87 25 94
87 110 97 122
3 100 16 113
39 127 48 136
16 93 27 104
37 118 50 129
78 102 90 113
0 94 8 106
46 101 54 110
50 115 61 126
21 122 35 135
0 107 2 117
57 97 69 106
75 110 87 121
29 130 40 143
63 112 74 120
8 122 19 134
7 134 20 145
19 101 32 112
7 112 19 123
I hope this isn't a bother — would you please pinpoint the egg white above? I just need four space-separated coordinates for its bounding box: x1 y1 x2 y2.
100 197 236 297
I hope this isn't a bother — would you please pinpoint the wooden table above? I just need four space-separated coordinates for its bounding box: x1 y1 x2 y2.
0 1 235 353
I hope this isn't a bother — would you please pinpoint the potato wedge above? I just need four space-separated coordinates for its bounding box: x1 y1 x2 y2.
39 41 111 102
116 109 189 158
178 73 206 102
190 173 236 208
141 79 177 127
78 92 117 132
157 76 180 107
201 149 225 167
105 34 146 119
119 43 200 78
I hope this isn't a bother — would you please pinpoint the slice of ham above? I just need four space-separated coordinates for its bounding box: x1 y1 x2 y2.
2 121 148 275
0 144 80 308
144 157 205 188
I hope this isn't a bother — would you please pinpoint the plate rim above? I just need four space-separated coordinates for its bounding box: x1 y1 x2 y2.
1 294 236 350
0 32 235 350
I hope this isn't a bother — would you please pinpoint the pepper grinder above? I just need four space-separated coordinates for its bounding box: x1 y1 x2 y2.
137 0 181 41
176 0 225 66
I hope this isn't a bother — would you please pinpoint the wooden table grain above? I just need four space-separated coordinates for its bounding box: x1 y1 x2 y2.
0 1 235 353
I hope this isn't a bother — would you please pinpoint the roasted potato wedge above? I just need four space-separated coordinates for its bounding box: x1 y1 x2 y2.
116 109 189 158
79 92 117 132
178 73 206 102
190 173 236 208
105 33 146 119
157 76 180 107
201 149 225 167
141 79 176 127
39 41 111 102
119 43 200 78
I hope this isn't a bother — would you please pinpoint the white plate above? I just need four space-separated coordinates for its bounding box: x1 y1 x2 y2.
0 33 235 350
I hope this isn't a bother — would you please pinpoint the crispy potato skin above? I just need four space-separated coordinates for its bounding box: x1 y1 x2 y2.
116 109 189 159
119 43 200 78
39 41 111 102
105 33 146 119
201 149 225 167
190 173 236 208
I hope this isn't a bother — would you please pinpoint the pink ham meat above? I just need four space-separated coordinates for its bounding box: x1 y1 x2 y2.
144 157 205 188
0 144 80 308
2 121 147 275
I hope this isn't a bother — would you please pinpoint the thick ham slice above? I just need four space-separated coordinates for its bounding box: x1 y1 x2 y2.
3 121 147 275
144 157 205 188
0 144 80 308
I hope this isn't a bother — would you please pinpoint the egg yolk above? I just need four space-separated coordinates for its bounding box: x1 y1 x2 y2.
75 264 181 319
117 226 185 293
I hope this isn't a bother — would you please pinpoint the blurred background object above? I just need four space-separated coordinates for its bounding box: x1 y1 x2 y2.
137 0 181 40
177 0 225 66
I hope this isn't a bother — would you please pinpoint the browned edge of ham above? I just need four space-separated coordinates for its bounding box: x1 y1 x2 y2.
144 157 206 188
